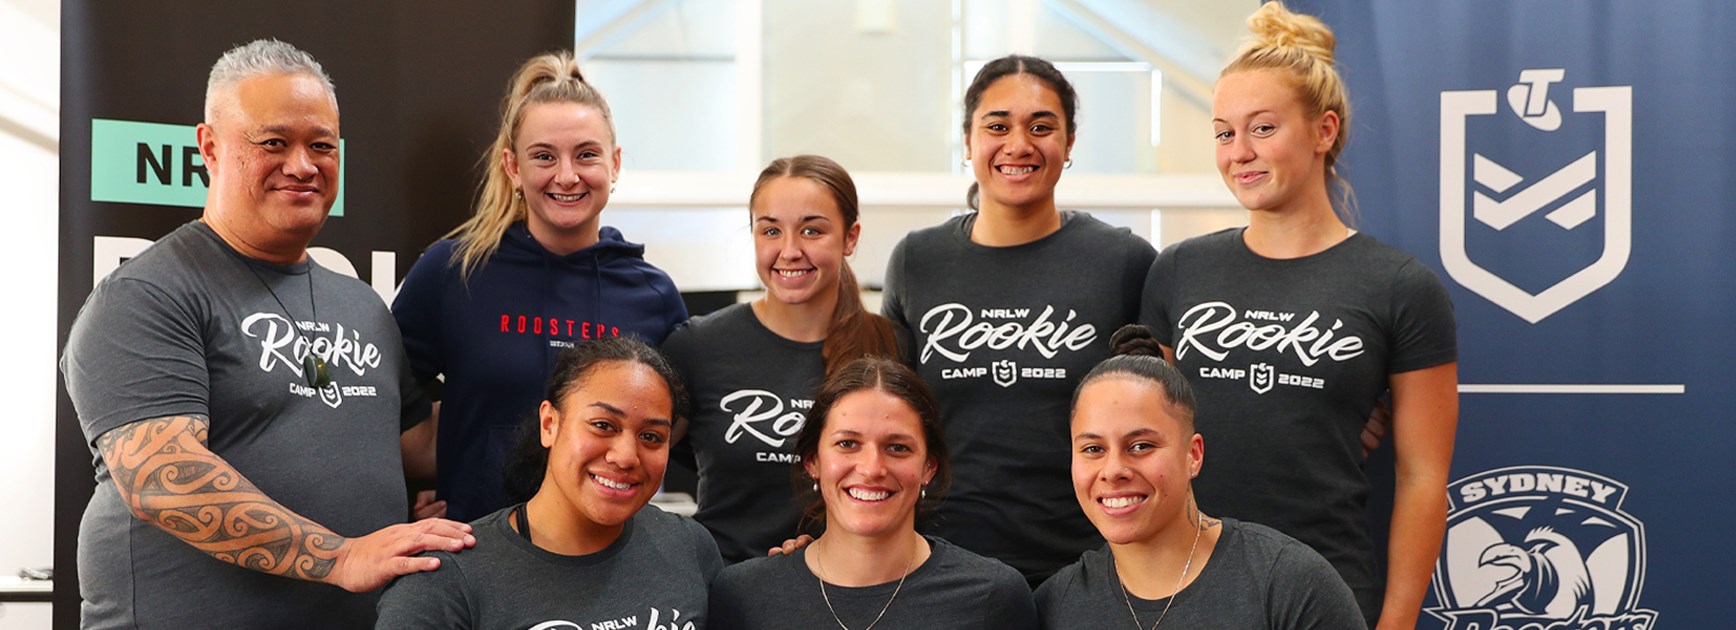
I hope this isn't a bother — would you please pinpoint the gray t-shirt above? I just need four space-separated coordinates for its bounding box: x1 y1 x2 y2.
662 303 822 563
1035 519 1364 629
708 536 1037 630
882 211 1156 583
61 221 428 629
1139 228 1457 623
376 504 724 629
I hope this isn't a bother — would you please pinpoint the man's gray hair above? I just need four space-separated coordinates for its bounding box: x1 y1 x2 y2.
204 39 337 122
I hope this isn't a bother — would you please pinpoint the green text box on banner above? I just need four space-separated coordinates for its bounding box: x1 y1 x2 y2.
90 118 346 216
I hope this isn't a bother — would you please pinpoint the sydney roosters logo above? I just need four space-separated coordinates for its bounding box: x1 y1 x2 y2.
499 313 620 339
917 303 1096 363
1429 466 1658 629
1174 301 1365 367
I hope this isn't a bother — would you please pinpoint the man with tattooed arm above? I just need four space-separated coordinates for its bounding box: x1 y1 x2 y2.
60 40 475 628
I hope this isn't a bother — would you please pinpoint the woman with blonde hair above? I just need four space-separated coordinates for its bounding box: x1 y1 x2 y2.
393 51 687 523
662 155 899 563
1140 3 1459 626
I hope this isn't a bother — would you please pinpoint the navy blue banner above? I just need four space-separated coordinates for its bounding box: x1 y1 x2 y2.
1296 0 1735 627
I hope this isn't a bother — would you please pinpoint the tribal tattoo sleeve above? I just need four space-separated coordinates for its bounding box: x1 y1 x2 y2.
95 415 347 582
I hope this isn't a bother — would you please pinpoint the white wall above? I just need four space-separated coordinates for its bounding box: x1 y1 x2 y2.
0 0 59 625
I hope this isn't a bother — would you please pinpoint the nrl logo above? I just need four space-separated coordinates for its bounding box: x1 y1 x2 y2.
1248 363 1274 394
1429 466 1658 629
1439 70 1632 323
991 359 1017 388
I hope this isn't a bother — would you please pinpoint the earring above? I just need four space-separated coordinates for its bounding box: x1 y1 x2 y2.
920 487 928 500
812 482 819 493
611 183 617 194
1064 158 1074 169
514 188 523 199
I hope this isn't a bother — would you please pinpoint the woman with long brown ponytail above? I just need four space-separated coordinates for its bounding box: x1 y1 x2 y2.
661 155 899 563
392 52 687 523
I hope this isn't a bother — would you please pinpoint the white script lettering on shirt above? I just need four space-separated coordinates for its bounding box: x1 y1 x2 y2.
241 312 384 378
1173 301 1364 367
720 389 808 448
918 303 1097 363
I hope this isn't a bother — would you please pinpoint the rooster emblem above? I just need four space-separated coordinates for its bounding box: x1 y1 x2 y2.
1473 527 1594 618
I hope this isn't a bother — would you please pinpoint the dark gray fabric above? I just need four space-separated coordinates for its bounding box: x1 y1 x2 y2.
708 536 1037 630
376 504 723 629
663 303 822 563
62 221 427 629
1138 228 1457 624
1035 519 1363 630
881 211 1156 583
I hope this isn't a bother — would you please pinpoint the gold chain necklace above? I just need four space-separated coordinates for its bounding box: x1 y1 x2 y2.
813 539 917 630
1111 508 1203 630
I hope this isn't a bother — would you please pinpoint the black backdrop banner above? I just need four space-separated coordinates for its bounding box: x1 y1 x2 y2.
57 2 574 626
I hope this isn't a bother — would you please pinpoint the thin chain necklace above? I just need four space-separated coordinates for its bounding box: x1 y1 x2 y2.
812 538 918 630
1111 507 1203 630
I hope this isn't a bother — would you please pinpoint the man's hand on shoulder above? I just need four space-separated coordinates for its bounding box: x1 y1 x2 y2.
326 517 475 593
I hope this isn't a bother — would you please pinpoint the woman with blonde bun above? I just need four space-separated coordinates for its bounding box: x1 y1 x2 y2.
393 52 687 523
1139 3 1458 627
1037 325 1363 629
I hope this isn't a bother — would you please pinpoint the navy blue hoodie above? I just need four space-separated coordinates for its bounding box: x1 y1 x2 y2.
393 222 687 521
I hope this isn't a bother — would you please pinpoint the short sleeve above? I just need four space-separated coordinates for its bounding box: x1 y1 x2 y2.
1032 562 1078 627
1139 245 1180 347
881 235 920 364
1266 539 1364 629
374 552 473 629
1386 259 1458 373
688 516 725 583
984 563 1041 630
705 564 750 630
391 243 452 389
62 277 210 446
660 320 700 471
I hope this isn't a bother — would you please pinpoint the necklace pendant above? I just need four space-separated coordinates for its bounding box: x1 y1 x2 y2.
305 355 332 387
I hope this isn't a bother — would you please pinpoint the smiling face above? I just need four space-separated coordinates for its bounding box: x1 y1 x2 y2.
506 102 622 253
804 389 937 540
1071 377 1203 545
751 176 860 307
197 72 340 254
538 360 673 533
1212 68 1339 214
966 74 1075 215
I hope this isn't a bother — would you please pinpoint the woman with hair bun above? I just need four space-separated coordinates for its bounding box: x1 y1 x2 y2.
1140 3 1459 627
882 54 1157 587
707 357 1036 629
662 155 900 563
393 51 688 523
1036 325 1363 629
377 337 722 628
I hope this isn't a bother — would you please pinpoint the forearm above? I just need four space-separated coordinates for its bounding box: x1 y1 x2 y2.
401 403 439 480
97 415 347 584
1378 473 1447 630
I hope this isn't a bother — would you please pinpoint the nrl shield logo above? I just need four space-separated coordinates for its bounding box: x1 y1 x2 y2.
991 359 1017 388
1248 363 1274 394
1440 70 1632 323
1428 466 1658 629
